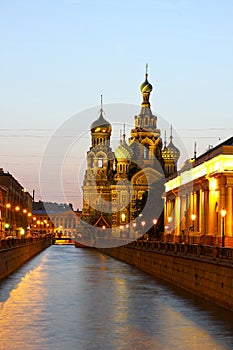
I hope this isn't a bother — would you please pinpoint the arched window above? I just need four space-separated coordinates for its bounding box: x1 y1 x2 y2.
120 164 123 172
98 155 103 168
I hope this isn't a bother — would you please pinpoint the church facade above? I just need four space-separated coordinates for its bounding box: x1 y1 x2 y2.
81 69 180 238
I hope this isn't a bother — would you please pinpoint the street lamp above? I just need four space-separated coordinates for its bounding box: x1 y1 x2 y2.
153 218 158 239
191 213 196 231
220 208 227 247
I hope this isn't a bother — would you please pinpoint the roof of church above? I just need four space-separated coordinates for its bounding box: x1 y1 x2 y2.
91 95 112 134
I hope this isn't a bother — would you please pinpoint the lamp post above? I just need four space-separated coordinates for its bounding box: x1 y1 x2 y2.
220 209 226 247
141 220 146 239
166 216 172 242
191 214 196 231
153 218 157 239
190 213 196 244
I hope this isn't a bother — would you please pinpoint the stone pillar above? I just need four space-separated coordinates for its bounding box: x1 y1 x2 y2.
204 190 209 235
199 189 202 233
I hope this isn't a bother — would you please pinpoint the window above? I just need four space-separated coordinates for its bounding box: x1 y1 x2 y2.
98 155 103 168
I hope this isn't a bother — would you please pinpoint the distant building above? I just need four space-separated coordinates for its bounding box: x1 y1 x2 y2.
81 68 180 237
32 201 81 237
0 168 33 238
164 137 233 247
0 185 7 237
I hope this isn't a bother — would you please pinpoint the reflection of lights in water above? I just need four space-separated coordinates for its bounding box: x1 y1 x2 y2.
0 248 231 350
0 257 48 348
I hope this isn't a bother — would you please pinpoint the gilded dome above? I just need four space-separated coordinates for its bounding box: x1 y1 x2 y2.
162 145 171 160
115 140 133 160
91 111 112 134
167 141 180 161
140 77 153 94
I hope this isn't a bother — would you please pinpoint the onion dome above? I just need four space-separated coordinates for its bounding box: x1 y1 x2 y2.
167 141 180 162
115 130 133 160
91 95 112 134
140 76 153 94
91 112 112 134
115 141 133 160
162 127 180 162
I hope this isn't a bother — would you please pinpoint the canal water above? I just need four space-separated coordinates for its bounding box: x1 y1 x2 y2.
0 245 233 350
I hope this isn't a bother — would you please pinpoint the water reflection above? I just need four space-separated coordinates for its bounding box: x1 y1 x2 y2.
0 245 232 350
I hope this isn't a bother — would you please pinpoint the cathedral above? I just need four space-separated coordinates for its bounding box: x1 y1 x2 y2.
81 67 180 238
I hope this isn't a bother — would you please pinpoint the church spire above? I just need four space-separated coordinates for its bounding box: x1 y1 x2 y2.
170 125 173 143
122 123 126 142
164 130 167 148
100 94 103 115
145 63 148 80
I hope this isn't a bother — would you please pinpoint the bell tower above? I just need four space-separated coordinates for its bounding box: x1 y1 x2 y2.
82 96 115 226
129 65 163 166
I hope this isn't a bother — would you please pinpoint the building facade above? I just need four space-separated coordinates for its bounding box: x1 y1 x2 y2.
32 201 81 237
164 137 233 247
0 168 33 238
81 69 180 238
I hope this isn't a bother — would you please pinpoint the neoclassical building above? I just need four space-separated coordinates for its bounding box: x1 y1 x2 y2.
164 137 233 247
81 69 180 238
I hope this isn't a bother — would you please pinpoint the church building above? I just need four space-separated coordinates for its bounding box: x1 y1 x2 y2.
81 68 180 238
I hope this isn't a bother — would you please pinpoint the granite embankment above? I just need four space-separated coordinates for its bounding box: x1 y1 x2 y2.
0 236 52 280
98 240 233 311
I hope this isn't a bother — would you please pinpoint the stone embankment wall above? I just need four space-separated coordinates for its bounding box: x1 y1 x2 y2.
99 240 233 311
0 236 52 280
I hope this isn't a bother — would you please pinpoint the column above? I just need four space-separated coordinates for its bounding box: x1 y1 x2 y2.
203 190 209 235
226 186 232 236
174 196 180 238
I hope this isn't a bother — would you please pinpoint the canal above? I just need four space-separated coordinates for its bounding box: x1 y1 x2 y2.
0 245 233 350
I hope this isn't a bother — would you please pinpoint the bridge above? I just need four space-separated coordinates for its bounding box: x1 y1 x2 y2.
52 237 75 245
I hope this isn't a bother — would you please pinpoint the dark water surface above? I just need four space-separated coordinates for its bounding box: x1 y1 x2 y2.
0 245 233 350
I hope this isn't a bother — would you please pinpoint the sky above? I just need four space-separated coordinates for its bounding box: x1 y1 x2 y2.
0 0 233 209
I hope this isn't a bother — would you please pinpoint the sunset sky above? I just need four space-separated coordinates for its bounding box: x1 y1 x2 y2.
1 0 233 209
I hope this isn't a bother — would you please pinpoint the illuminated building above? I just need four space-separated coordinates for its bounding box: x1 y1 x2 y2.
0 168 33 238
164 137 233 246
0 185 7 237
32 201 81 237
81 68 180 237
